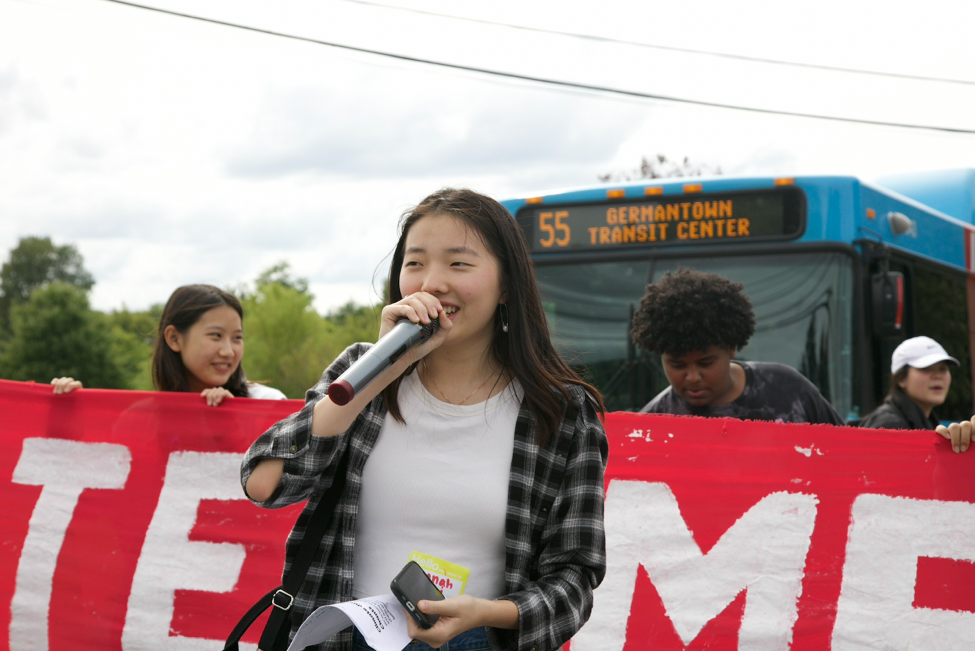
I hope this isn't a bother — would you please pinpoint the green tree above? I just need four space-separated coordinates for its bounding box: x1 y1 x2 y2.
324 301 382 345
106 305 162 391
254 262 310 294
0 283 127 388
108 304 162 342
241 280 334 399
0 236 95 333
238 262 385 398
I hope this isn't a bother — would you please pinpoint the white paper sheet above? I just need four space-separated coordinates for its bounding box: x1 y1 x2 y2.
286 593 411 651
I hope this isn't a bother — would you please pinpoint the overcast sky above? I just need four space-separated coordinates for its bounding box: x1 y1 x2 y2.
0 0 973 314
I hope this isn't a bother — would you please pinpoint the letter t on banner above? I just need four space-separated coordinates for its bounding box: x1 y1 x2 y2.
122 451 248 651
10 438 132 651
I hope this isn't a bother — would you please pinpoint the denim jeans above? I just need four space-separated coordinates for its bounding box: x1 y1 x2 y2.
352 626 490 651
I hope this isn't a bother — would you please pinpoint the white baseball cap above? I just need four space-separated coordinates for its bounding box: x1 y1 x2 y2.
891 336 960 374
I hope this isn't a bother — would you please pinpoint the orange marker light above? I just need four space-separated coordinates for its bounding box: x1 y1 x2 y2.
607 189 626 199
644 186 664 196
774 177 794 186
866 208 876 220
683 184 702 193
526 197 543 204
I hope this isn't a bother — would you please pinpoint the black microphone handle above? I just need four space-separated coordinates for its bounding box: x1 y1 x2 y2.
328 318 440 405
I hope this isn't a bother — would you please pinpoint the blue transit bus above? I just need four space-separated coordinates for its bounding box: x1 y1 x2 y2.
501 170 976 422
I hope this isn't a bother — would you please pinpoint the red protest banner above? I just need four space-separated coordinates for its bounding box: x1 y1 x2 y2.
0 380 973 650
572 413 974 651
0 380 304 650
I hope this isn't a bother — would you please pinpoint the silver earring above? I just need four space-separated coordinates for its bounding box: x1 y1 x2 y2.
500 303 509 333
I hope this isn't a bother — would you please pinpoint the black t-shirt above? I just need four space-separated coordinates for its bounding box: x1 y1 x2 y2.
641 360 845 425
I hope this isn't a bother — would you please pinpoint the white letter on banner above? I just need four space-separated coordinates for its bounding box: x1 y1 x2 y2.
832 494 975 651
573 481 817 651
10 438 131 651
122 451 249 651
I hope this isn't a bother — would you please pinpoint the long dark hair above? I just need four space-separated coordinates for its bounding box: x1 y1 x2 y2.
381 188 604 445
151 285 249 397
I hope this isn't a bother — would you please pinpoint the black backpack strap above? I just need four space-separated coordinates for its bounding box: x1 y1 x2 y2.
223 586 281 651
225 444 353 651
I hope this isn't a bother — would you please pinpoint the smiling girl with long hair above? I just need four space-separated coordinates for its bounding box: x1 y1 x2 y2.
242 188 607 651
52 285 284 405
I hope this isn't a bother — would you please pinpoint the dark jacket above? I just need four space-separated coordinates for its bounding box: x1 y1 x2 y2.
858 389 939 430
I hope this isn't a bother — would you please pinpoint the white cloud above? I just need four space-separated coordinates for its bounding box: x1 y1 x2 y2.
220 68 650 180
0 0 972 318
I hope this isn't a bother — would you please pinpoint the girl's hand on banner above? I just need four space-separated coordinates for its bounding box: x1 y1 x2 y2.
201 387 234 407
937 416 974 454
51 377 83 394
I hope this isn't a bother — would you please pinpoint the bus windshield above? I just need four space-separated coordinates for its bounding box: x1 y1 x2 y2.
536 251 855 418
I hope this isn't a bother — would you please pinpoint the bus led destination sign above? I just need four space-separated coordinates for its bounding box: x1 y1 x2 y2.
519 188 804 254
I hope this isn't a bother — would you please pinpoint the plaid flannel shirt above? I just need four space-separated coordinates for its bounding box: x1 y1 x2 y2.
241 343 608 651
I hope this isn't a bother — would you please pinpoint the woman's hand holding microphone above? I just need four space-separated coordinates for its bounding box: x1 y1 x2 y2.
377 292 451 366
308 293 449 437
250 293 451 502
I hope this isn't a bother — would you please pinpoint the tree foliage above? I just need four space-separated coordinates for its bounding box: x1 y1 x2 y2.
254 261 310 295
241 280 333 399
0 236 95 333
598 154 722 183
0 243 386 397
240 263 383 399
325 301 382 346
106 306 162 391
0 283 127 388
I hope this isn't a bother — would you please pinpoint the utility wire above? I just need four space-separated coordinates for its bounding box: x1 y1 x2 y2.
96 0 974 134
339 0 975 86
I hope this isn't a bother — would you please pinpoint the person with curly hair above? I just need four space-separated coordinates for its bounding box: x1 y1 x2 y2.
630 269 843 425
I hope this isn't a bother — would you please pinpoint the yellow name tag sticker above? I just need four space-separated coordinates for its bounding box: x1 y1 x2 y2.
408 551 470 598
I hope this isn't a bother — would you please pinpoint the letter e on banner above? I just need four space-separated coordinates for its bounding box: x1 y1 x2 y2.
122 452 249 651
573 481 817 651
832 495 975 650
9 438 131 651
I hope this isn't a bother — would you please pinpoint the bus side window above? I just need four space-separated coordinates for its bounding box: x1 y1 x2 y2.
870 260 913 415
913 267 975 422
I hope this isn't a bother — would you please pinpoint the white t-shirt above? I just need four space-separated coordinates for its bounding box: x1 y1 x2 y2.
245 383 286 400
352 371 522 600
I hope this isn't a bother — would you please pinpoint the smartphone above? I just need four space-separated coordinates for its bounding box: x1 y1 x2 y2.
390 561 445 629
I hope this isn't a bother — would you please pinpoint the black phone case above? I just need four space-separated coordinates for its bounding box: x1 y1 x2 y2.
390 561 444 630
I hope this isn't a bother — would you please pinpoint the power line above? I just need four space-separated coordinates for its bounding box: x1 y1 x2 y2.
96 0 974 135
338 0 976 87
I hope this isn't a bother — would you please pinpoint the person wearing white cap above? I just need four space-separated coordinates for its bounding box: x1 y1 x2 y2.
860 337 972 451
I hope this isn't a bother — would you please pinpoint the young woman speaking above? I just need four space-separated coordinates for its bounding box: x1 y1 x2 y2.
242 188 607 651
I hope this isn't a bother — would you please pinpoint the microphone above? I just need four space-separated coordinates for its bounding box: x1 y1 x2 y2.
328 318 441 406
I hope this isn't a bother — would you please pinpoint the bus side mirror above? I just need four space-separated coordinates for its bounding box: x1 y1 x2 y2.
871 272 904 337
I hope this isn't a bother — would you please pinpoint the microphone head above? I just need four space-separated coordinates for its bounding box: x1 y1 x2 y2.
419 318 440 339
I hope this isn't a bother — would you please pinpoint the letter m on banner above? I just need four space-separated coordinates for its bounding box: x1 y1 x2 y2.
573 480 817 650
